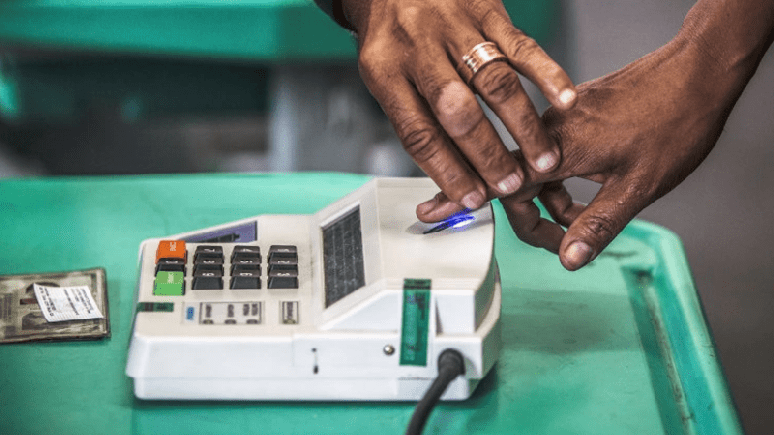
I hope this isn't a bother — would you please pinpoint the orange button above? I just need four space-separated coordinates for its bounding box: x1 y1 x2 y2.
156 240 187 263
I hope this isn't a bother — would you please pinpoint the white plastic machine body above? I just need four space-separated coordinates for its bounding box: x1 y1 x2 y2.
126 177 501 401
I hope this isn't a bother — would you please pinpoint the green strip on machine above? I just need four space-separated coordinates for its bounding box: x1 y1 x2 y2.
137 302 174 313
400 278 431 366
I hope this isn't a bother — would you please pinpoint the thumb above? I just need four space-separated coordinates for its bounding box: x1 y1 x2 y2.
558 178 649 271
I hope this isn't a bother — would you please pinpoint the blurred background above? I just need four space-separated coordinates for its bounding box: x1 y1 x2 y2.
0 0 771 433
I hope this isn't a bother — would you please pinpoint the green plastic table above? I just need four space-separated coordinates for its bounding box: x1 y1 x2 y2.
0 173 742 435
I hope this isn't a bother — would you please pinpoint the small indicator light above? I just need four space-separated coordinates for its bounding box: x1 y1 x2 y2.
424 209 475 234
186 306 194 320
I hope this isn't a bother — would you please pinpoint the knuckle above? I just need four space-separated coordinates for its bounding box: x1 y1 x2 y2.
477 64 522 105
357 45 392 85
542 107 571 149
437 170 468 193
477 7 499 27
433 82 483 137
503 31 539 61
625 178 655 202
394 116 443 163
583 213 618 243
395 6 426 34
475 138 507 169
513 107 540 141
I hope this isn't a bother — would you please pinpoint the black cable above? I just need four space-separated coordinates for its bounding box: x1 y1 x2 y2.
405 349 466 435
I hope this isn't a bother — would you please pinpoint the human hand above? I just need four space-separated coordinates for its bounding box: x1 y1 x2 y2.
340 0 577 209
418 31 755 270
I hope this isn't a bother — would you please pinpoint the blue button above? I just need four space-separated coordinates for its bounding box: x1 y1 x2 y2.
186 306 194 320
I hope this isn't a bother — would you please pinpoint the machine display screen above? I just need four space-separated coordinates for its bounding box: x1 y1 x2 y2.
322 207 366 307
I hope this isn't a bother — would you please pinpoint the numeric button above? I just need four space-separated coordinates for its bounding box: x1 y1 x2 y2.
230 269 261 290
232 245 261 262
268 268 298 289
193 265 223 290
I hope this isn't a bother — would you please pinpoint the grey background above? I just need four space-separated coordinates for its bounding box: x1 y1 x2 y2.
0 0 771 433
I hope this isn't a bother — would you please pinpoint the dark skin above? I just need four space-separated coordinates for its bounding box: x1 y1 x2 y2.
340 0 578 210
416 0 774 270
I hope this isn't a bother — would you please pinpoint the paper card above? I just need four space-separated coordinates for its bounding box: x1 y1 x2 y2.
33 284 105 322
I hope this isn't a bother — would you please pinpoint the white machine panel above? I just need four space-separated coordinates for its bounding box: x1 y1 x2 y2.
126 177 501 400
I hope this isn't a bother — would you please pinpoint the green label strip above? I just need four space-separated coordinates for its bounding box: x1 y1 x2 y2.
137 302 174 313
400 279 431 366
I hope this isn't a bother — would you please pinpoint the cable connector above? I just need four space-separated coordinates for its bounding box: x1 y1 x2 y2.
405 349 466 435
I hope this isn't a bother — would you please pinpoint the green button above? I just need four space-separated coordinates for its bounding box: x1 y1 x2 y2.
154 271 185 296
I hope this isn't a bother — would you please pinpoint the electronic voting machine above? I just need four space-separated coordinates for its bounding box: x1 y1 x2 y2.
126 177 501 400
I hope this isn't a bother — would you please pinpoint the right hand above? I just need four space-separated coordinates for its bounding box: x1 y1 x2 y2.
341 0 577 209
418 29 756 270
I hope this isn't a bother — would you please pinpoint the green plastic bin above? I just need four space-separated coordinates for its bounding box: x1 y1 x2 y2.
0 173 741 434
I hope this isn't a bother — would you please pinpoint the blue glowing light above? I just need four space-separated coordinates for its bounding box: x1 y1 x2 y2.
424 209 475 233
451 218 474 229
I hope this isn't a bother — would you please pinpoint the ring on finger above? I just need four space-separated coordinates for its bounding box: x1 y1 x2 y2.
457 42 508 85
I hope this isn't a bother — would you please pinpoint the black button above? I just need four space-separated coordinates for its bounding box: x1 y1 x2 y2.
192 276 223 290
231 263 261 275
232 251 261 263
269 263 298 276
194 252 224 264
232 258 261 269
268 276 298 289
269 245 298 263
234 245 261 253
231 269 261 278
230 276 261 289
194 263 224 276
269 252 298 264
269 245 297 254
195 245 223 255
232 245 261 258
156 258 186 275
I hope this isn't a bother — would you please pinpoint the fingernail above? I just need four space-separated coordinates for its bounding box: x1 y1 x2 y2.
417 195 440 215
565 241 594 270
558 88 577 107
496 173 522 195
461 190 485 210
535 152 559 172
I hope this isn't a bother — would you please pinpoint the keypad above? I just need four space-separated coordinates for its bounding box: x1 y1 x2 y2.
151 241 299 294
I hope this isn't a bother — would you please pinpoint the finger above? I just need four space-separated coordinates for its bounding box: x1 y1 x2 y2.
478 8 577 110
470 60 561 174
414 44 525 198
416 191 467 223
500 194 565 254
537 181 586 227
359 55 486 209
558 177 650 271
416 180 506 223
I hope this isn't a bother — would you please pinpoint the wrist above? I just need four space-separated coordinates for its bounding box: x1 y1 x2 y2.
676 0 774 91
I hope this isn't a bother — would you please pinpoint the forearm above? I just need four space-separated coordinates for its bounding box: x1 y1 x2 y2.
678 0 774 96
